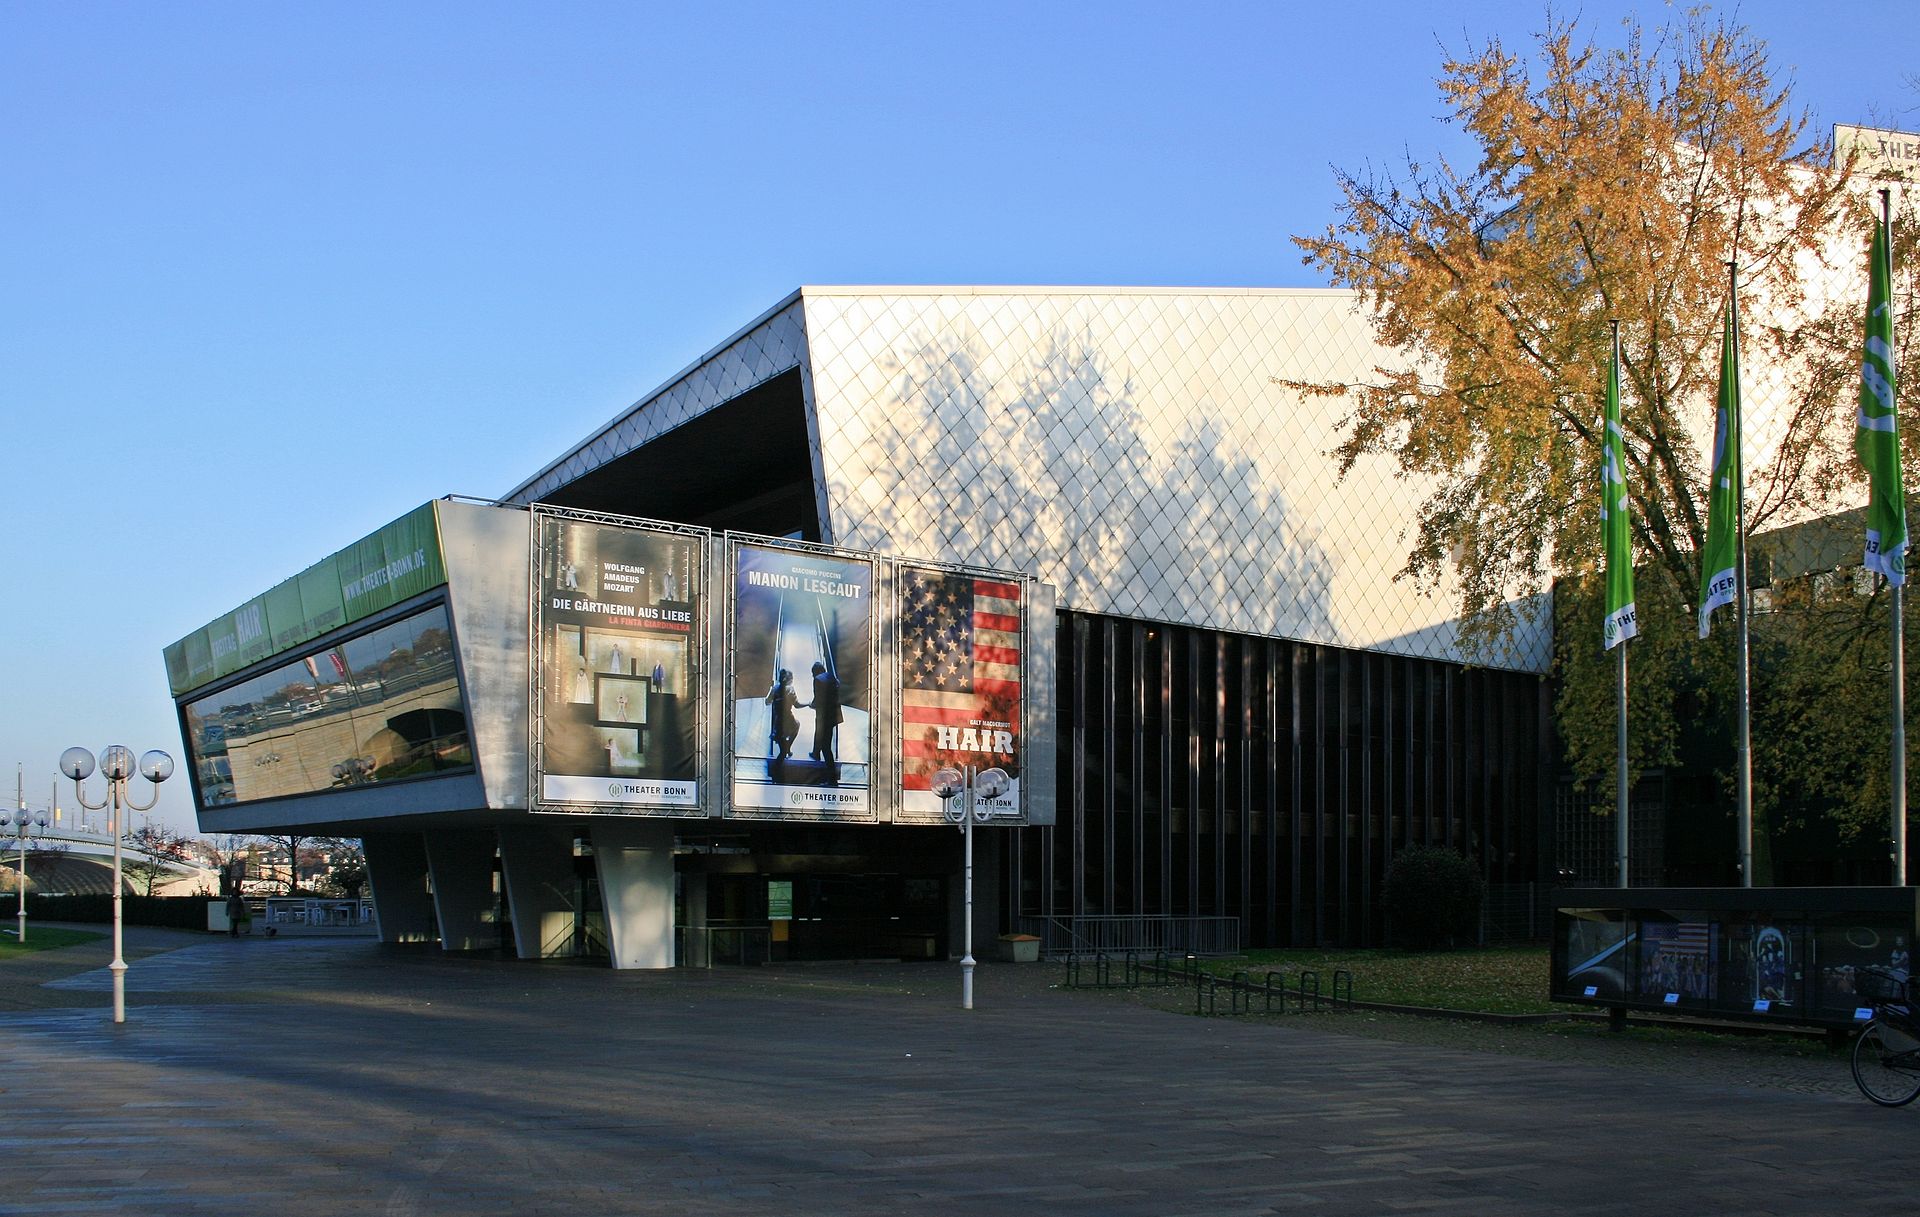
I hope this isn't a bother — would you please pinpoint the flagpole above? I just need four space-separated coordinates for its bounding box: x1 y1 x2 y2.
1617 640 1629 886
1886 189 1908 888
1730 259 1754 889
1612 320 1630 888
1896 579 1907 887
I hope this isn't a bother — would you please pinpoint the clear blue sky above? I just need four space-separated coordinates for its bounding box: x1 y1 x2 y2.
1 1 1908 833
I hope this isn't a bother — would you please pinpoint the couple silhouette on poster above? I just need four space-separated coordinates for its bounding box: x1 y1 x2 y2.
766 662 841 771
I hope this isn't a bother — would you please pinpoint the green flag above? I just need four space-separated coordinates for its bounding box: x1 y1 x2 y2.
1602 330 1638 649
1699 294 1742 638
1856 212 1905 585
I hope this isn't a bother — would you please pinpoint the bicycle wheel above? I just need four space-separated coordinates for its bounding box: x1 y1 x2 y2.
1852 1020 1920 1107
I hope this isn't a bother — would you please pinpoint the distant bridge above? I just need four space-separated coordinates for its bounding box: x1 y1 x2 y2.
3 825 219 897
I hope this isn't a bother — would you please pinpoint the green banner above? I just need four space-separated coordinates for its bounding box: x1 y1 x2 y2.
1856 212 1906 584
1602 332 1638 649
163 502 448 695
1698 296 1743 639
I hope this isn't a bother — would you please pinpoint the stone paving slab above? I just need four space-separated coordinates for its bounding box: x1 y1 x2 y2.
0 934 1906 1216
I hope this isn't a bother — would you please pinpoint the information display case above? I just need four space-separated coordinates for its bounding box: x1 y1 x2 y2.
1552 888 1918 1031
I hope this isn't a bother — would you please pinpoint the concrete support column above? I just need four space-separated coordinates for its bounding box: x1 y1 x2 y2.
423 829 500 952
363 832 435 944
499 823 581 959
591 817 676 969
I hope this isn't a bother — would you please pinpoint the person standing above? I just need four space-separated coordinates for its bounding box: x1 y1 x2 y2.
765 669 799 761
805 660 842 767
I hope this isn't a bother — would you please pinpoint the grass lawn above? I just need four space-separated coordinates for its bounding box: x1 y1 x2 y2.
0 926 104 959
1213 946 1556 1015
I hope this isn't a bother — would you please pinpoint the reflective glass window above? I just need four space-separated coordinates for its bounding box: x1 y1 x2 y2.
183 604 472 807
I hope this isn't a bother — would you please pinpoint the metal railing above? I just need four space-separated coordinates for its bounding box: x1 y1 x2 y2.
1480 882 1554 945
259 897 375 927
1017 915 1241 959
676 924 771 968
1062 950 1354 1016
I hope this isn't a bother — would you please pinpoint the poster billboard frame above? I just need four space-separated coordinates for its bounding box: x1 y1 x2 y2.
891 558 1031 826
723 533 881 823
529 505 711 818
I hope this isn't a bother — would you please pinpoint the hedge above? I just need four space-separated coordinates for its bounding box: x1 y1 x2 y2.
26 893 212 931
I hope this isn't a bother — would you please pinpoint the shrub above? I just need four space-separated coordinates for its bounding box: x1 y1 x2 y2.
1382 847 1484 950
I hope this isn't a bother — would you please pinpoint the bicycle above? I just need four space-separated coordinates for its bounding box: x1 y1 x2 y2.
1851 966 1920 1107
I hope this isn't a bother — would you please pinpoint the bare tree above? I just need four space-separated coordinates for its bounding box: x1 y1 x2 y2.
124 824 194 898
259 834 306 895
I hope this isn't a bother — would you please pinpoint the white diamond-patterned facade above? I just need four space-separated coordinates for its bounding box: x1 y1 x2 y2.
512 287 1551 675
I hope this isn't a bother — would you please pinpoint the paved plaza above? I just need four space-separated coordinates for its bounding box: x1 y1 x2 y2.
0 927 1905 1215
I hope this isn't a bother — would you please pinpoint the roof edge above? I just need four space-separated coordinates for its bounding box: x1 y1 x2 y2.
504 287 806 503
504 284 1363 503
795 284 1354 298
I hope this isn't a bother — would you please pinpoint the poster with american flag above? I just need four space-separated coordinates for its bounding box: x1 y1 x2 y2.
899 566 1022 819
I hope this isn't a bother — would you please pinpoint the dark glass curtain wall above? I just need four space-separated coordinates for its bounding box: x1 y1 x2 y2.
1007 611 1552 948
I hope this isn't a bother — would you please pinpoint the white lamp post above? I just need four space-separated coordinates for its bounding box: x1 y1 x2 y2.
10 809 47 943
933 764 1010 1011
60 745 172 1024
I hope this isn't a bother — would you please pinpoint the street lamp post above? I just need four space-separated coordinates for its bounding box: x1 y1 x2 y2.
59 745 172 1024
932 764 1010 1011
10 809 47 943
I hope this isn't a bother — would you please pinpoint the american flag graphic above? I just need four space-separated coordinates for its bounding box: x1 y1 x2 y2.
900 569 1020 791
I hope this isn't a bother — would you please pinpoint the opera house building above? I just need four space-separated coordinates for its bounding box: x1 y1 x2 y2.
164 288 1551 968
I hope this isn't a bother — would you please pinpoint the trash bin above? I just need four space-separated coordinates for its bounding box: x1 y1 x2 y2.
996 933 1041 963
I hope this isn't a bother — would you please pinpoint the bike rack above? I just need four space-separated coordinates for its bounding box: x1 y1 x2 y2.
1065 951 1353 1016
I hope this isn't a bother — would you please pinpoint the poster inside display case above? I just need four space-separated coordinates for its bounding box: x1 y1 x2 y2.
1721 919 1806 1013
1559 909 1628 1002
1634 919 1716 1006
1812 917 1914 1020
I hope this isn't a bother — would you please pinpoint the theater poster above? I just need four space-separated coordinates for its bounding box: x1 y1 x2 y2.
533 510 703 812
730 541 873 816
899 566 1022 820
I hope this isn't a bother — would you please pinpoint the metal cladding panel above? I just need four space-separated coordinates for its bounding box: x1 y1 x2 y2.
439 500 533 810
1024 581 1057 827
194 770 489 835
799 288 1550 674
506 298 810 507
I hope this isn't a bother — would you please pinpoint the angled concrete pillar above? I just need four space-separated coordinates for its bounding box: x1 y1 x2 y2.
424 829 500 952
591 817 676 969
364 832 435 944
499 823 581 959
